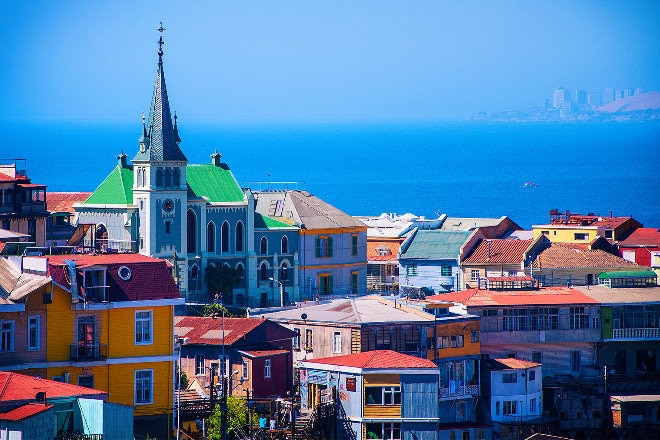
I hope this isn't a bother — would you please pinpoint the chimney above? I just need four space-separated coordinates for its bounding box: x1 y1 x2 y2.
211 151 222 167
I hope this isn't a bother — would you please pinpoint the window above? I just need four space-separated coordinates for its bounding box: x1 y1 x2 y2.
236 222 244 252
574 233 588 241
165 221 171 233
365 386 401 405
187 209 197 254
264 359 271 378
281 235 288 254
319 274 333 295
260 236 268 254
532 352 542 364
333 331 342 353
156 168 163 187
315 236 333 258
451 334 464 348
173 168 180 187
482 309 497 317
541 230 549 236
260 263 269 281
502 373 517 383
438 336 450 348
350 272 358 294
571 350 581 371
365 423 401 440
470 270 480 282
351 234 358 256
292 328 301 350
441 265 452 277
503 400 517 415
495 401 500 415
135 370 153 405
221 222 229 253
135 310 153 345
405 265 417 277
305 329 313 351
528 370 536 381
570 307 589 329
78 375 94 389
456 400 466 422
1 321 14 351
281 262 289 281
470 330 479 343
242 361 249 379
207 222 215 252
28 316 40 350
476 430 485 440
530 398 537 414
504 307 558 331
195 355 205 376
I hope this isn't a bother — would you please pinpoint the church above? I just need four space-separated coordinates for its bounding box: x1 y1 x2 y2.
74 27 301 307
74 27 367 307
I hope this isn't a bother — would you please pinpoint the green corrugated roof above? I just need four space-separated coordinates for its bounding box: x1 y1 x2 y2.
186 164 244 203
84 166 134 205
401 230 472 260
599 270 657 279
254 212 296 229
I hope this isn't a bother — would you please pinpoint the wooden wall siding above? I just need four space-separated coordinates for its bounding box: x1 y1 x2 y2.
351 329 361 353
107 306 173 358
360 325 425 354
363 374 399 386
435 320 481 359
481 343 598 378
107 361 173 417
363 404 401 418
47 285 81 361
401 375 438 419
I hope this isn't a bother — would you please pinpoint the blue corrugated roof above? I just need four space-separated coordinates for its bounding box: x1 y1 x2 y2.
400 230 472 260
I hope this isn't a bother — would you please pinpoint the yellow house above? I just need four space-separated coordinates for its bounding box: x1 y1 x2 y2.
0 253 183 439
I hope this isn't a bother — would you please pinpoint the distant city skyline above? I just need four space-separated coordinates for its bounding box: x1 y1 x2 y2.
1 1 659 124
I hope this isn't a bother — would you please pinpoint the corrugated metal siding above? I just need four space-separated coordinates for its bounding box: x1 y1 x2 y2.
76 398 103 434
401 375 439 419
403 421 439 440
102 402 134 440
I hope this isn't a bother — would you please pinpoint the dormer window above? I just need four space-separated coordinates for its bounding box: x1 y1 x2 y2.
118 266 132 281
83 269 107 302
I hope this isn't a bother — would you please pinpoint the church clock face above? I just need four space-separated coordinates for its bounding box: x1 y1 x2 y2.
163 199 174 213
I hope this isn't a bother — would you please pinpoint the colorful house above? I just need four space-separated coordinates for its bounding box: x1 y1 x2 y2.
0 159 48 246
0 371 132 440
298 350 443 440
532 210 642 244
618 227 660 267
0 252 184 439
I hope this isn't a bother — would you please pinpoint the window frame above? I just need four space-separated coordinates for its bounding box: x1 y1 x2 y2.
195 354 205 376
264 359 271 378
470 270 480 282
351 234 358 256
135 310 153 345
441 264 452 277
293 328 301 350
333 331 342 354
242 361 249 380
134 369 154 405
1 320 15 352
27 315 40 351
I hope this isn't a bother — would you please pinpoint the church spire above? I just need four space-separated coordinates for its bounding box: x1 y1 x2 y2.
134 22 187 162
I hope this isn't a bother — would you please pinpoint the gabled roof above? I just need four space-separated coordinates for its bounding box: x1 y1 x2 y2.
84 165 134 205
619 228 660 247
400 230 472 260
0 371 106 402
174 316 295 345
367 240 401 261
0 257 52 302
305 350 437 369
532 243 640 269
45 253 181 301
47 192 92 213
186 164 244 203
462 239 533 264
427 286 599 307
258 296 433 324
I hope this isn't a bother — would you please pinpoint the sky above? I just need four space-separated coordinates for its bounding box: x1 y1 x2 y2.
1 1 659 123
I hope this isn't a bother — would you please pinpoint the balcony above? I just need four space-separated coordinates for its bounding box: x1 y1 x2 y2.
611 327 660 340
20 201 47 213
70 343 108 362
440 384 479 399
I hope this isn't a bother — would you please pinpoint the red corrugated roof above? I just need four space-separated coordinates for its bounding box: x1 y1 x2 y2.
0 372 106 402
46 192 92 213
241 349 289 358
619 228 660 247
45 253 181 301
427 286 598 307
463 239 532 264
0 403 52 421
174 316 266 345
306 350 437 369
494 358 541 369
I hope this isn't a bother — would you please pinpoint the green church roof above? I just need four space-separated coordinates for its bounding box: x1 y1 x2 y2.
84 165 134 205
254 212 296 229
186 164 244 203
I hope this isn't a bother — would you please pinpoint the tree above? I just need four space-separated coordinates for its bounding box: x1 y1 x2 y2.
203 301 230 318
207 397 258 439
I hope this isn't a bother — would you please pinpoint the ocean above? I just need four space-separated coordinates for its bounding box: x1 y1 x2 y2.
5 120 660 229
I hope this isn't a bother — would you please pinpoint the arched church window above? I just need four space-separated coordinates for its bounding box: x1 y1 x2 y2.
260 262 269 281
236 221 244 253
164 168 172 188
281 235 289 254
221 221 230 253
187 209 197 254
207 222 215 253
156 168 163 187
173 168 180 187
281 262 289 281
260 237 268 255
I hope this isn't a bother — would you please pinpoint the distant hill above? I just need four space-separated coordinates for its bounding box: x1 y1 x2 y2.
596 91 660 113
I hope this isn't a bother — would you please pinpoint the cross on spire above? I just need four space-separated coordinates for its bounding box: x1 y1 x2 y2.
157 22 166 62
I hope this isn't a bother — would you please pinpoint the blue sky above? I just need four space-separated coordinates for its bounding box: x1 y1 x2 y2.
1 1 659 123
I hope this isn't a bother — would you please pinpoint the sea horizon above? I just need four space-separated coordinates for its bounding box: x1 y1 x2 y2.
6 119 660 230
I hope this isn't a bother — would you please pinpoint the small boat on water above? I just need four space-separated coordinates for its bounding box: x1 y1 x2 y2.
523 181 539 187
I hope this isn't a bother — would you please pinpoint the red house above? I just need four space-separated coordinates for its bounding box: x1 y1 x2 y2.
618 227 660 267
